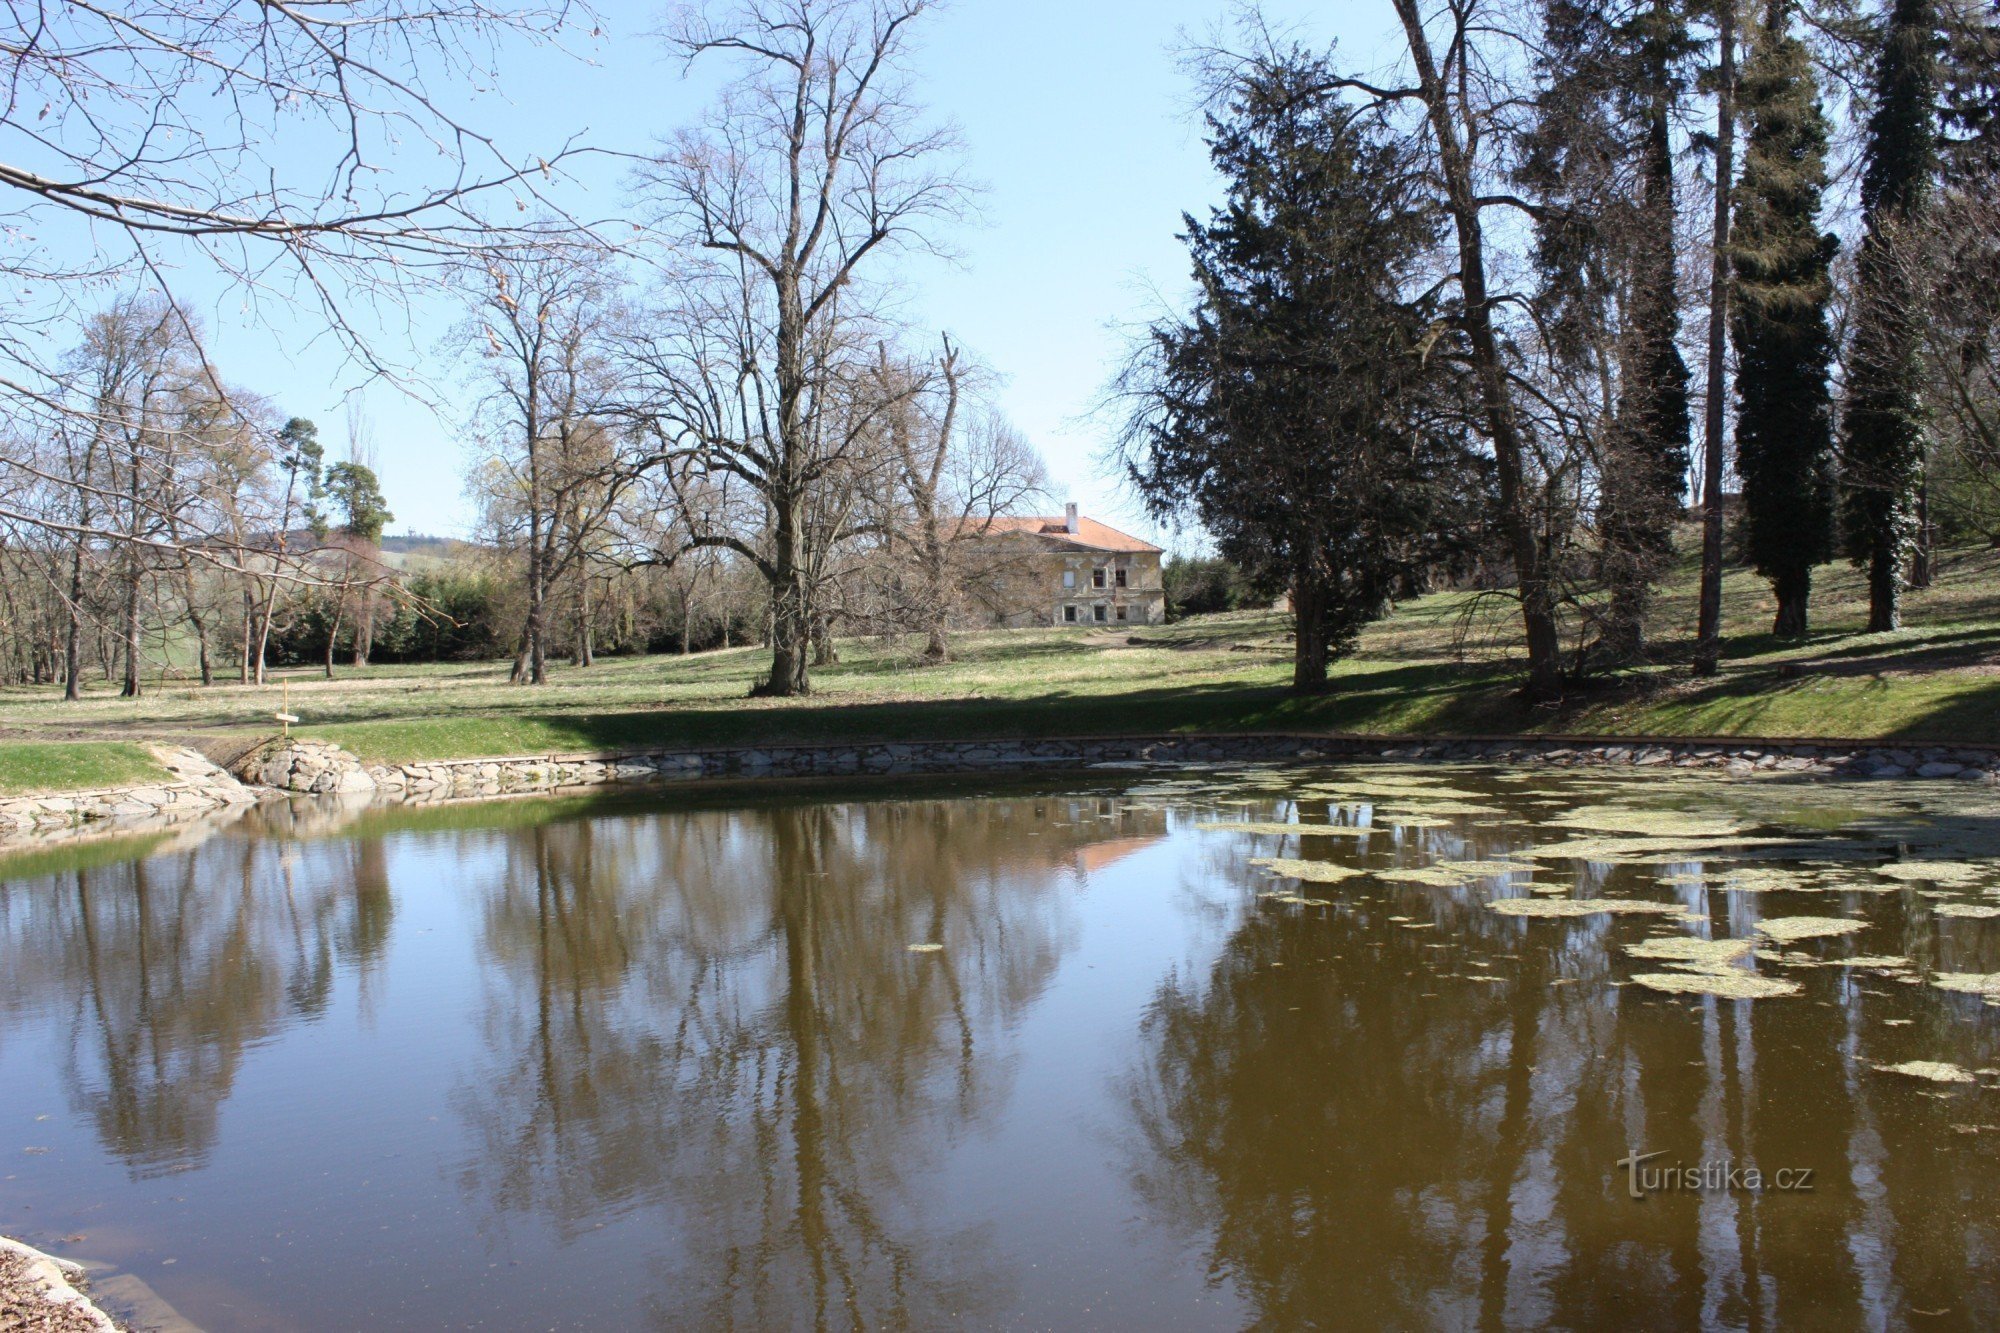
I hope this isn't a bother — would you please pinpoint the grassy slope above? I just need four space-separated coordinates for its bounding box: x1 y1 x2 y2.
0 741 175 795
1 542 1995 782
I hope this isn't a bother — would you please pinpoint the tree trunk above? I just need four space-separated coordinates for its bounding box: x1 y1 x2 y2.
323 595 344 679
62 544 85 701
1868 546 1900 632
754 491 811 696
1772 566 1810 638
1291 567 1332 693
1393 0 1564 703
119 557 142 698
240 586 254 684
1911 480 1934 588
1695 0 1737 677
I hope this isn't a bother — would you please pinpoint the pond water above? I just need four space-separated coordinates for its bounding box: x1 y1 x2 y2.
2 766 1999 1330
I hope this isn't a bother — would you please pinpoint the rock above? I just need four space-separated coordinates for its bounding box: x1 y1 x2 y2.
1916 762 1964 779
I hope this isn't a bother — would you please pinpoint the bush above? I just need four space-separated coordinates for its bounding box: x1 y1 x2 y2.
1163 556 1250 620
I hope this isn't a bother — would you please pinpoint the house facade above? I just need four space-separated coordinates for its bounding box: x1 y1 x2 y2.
962 504 1167 628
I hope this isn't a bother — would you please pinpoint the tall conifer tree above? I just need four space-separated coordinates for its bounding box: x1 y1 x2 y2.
1840 0 1940 631
1600 0 1695 661
1731 0 1838 636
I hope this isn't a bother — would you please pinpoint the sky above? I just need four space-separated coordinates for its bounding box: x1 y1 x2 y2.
197 0 1404 554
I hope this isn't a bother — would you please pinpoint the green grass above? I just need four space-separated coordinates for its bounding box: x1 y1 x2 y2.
2 539 1996 785
0 741 174 795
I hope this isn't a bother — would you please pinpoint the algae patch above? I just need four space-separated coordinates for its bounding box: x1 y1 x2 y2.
1487 898 1695 920
1250 857 1366 883
1755 916 1867 944
1875 1061 1977 1084
1631 972 1802 999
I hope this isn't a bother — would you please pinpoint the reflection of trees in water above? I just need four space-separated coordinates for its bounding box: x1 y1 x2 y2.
1123 861 2000 1328
454 795 1142 1330
0 826 394 1176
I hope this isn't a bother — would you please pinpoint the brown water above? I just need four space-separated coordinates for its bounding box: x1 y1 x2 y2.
2 766 1998 1330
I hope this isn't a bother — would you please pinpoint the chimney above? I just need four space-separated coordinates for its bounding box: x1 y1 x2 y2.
1064 502 1079 534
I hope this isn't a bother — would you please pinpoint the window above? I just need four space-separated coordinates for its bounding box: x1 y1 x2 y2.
1063 605 1078 623
1062 569 1075 588
1094 604 1107 622
1115 568 1127 588
1092 568 1106 589
1115 606 1127 621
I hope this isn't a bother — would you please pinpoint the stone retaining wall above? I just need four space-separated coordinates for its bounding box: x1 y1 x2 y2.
5 733 1993 856
0 746 258 840
367 732 2000 802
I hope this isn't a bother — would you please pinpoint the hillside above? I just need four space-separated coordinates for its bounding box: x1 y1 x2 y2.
2 542 1996 793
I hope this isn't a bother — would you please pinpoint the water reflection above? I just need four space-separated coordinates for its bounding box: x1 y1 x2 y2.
2 773 1998 1330
443 794 1151 1327
1123 842 2000 1328
0 829 392 1175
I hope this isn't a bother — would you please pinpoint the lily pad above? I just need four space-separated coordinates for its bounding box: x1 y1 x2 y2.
1875 861 1992 886
1932 973 2000 997
1755 916 1866 944
1875 1060 1977 1084
1251 857 1365 883
1487 898 1695 919
1548 809 1748 838
1624 937 1755 972
1196 821 1377 837
1631 971 1802 999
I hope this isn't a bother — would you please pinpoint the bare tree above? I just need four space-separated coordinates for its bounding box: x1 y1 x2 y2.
0 0 598 571
1382 0 1568 702
873 340 1046 661
462 245 632 685
626 0 971 696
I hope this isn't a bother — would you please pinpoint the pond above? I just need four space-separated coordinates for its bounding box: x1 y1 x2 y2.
2 765 1998 1330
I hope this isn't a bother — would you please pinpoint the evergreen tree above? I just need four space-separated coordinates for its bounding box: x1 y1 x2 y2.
1840 0 1940 631
1598 0 1696 661
1731 0 1838 636
1120 48 1484 692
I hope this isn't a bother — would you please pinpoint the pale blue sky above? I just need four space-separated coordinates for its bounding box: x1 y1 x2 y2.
198 0 1400 551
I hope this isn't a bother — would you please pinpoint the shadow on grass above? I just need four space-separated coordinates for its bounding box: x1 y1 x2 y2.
318 659 1534 760
1887 675 2000 743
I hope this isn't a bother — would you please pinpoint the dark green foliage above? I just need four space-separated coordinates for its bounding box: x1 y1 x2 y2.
1598 0 1696 660
316 461 394 544
1731 0 1839 636
269 569 507 665
1841 0 1941 630
1163 557 1252 620
1517 1 1629 370
1120 47 1486 692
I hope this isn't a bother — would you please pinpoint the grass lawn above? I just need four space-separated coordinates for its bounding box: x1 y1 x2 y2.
2 541 1996 790
0 741 179 796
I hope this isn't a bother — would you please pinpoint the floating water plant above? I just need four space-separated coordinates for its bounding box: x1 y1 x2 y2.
1933 903 2000 919
1755 917 1867 944
1195 821 1376 837
906 943 944 953
1875 861 1992 886
1932 973 2000 997
1631 972 1802 999
1250 857 1365 883
1624 937 1755 972
1548 809 1747 839
1875 1061 1977 1084
1487 898 1696 919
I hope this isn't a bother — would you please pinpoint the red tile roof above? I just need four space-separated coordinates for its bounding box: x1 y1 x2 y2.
958 514 1162 554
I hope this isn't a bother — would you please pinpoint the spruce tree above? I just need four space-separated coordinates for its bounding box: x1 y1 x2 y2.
1731 0 1838 636
1121 49 1483 692
1600 0 1695 661
1840 0 1939 632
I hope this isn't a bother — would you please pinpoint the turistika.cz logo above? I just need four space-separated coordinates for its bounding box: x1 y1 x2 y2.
1617 1150 1816 1200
